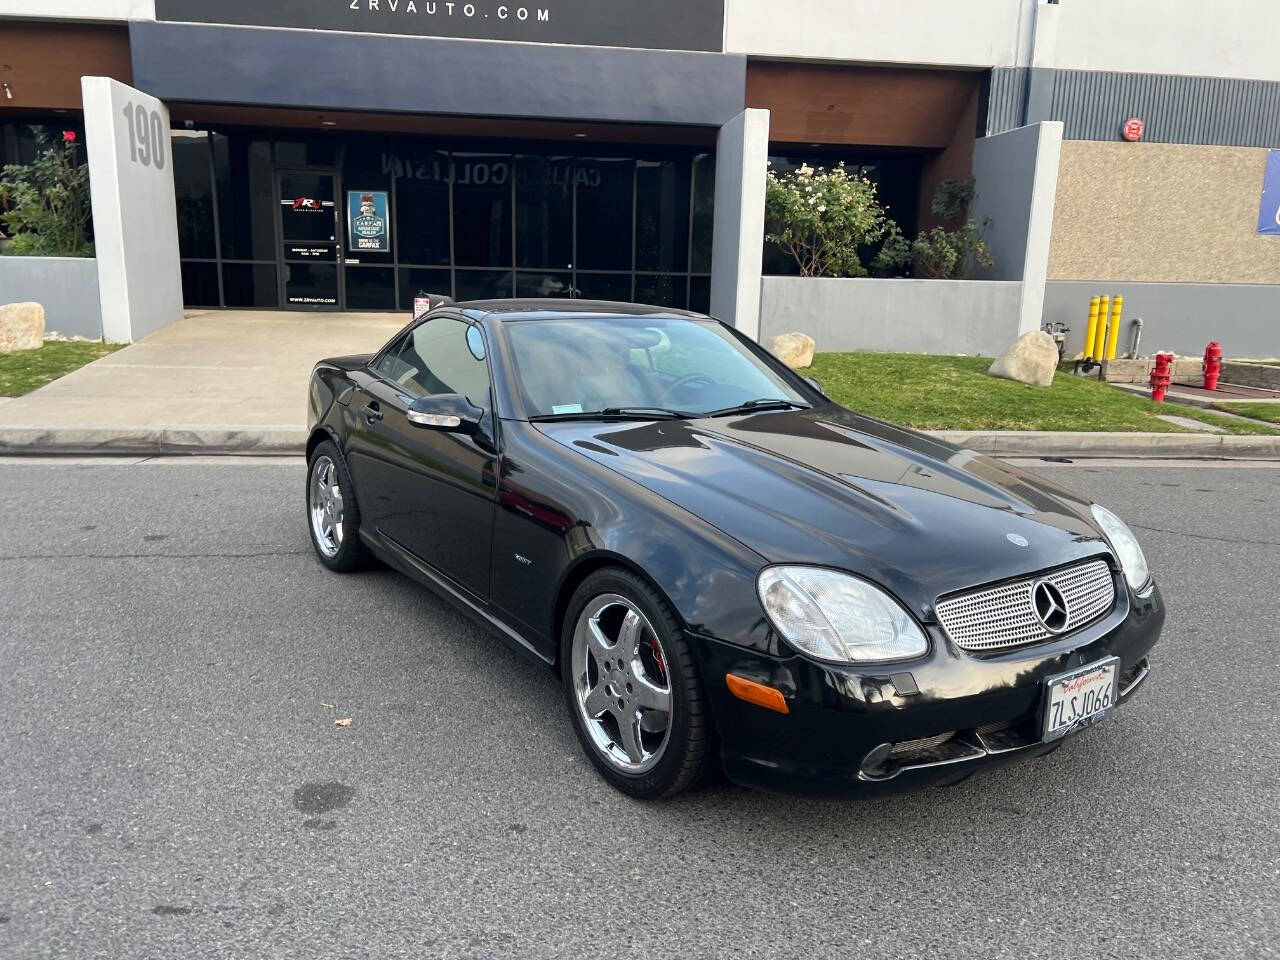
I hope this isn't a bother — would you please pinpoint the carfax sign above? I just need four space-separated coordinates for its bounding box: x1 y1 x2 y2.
347 191 390 253
1258 150 1280 236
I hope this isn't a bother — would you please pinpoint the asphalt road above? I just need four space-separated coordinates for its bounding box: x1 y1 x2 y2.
2 457 1277 959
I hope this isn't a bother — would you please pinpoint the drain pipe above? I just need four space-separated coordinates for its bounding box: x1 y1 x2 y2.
1129 317 1144 359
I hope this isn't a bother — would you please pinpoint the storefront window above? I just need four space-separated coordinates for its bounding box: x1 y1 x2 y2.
214 133 275 262
515 155 573 270
575 156 634 271
172 132 216 259
393 147 451 267
452 152 513 268
171 130 712 313
222 263 277 308
635 158 690 273
690 154 715 274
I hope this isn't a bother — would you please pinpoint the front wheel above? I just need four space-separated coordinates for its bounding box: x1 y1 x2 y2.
561 568 717 799
306 440 371 572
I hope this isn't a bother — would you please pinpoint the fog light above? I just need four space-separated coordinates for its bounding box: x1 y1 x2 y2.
859 742 895 778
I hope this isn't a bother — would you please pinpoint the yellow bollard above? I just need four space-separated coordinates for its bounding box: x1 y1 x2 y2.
1083 296 1101 362
1104 295 1124 360
1092 295 1111 361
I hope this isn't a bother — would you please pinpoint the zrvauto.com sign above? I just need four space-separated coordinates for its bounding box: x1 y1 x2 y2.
154 0 724 53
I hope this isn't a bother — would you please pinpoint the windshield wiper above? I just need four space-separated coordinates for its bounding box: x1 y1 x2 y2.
529 406 693 423
704 398 810 418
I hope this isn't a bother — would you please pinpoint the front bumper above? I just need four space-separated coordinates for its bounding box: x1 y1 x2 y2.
692 580 1165 798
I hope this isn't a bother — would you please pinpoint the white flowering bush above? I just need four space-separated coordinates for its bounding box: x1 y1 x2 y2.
764 163 891 278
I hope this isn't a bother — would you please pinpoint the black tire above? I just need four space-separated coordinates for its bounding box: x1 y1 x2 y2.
560 567 718 799
306 439 372 572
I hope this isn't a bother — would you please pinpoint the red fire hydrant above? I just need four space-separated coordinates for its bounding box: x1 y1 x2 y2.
1203 341 1222 391
1150 352 1174 403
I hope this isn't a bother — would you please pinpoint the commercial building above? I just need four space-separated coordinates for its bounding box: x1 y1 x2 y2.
2 1 1278 357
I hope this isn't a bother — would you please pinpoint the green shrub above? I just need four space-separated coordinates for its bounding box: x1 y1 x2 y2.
0 129 94 257
873 178 993 280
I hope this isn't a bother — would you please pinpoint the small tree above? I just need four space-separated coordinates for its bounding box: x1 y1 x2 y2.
764 163 892 277
873 177 993 280
0 129 94 257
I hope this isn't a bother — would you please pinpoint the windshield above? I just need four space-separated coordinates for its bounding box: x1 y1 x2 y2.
504 316 808 419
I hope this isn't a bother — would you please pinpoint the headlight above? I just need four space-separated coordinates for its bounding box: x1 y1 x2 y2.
1091 504 1151 591
756 566 927 664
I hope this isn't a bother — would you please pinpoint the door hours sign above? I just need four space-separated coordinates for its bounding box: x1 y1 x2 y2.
347 191 390 252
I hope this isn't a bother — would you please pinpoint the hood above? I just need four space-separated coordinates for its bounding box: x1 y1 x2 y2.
538 406 1112 619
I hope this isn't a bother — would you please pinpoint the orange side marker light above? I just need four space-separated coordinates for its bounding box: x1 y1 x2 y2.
725 674 789 714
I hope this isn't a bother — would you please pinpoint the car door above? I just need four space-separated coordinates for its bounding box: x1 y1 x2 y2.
345 315 499 601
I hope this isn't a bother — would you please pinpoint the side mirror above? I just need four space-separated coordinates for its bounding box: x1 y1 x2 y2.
407 393 483 432
804 376 825 396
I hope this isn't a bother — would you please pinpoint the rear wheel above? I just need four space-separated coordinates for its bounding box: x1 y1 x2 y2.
306 439 371 572
561 568 717 798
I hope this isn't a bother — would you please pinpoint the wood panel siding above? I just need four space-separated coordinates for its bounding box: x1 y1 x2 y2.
746 61 982 149
0 23 132 111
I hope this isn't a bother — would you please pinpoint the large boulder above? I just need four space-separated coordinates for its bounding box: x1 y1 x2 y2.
987 330 1059 387
768 332 816 370
0 301 45 353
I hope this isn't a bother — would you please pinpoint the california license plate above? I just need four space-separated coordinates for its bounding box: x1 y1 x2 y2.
1042 657 1119 742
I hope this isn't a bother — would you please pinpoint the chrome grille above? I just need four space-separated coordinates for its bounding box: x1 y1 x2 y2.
935 559 1116 652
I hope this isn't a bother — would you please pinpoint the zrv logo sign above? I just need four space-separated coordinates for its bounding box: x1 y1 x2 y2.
347 1 549 24
155 0 725 52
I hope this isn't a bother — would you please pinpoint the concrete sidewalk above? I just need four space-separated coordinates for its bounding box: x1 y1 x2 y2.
0 310 405 453
2 310 1279 459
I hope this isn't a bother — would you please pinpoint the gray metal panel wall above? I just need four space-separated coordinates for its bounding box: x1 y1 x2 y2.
989 67 1280 148
128 21 747 128
1044 281 1280 359
986 68 1028 137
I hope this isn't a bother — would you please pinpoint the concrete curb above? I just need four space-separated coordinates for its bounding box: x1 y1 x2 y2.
929 430 1280 460
0 427 306 456
1 426 1278 460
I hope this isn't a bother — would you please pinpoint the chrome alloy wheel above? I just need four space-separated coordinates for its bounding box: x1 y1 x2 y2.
571 594 673 774
308 455 345 558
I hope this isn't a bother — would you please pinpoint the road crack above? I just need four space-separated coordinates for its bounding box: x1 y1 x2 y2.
1131 523 1280 548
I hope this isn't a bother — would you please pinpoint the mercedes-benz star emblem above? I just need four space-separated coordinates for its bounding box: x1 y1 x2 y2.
1032 581 1069 633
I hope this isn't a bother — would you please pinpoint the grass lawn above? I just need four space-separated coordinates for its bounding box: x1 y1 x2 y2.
805 353 1280 436
1211 402 1280 425
0 340 124 397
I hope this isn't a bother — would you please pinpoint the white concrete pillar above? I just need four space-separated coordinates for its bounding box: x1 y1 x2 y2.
710 108 770 339
1018 121 1063 335
971 120 1063 337
82 76 183 343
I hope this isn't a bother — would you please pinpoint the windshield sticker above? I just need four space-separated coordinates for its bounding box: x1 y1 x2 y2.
552 403 584 415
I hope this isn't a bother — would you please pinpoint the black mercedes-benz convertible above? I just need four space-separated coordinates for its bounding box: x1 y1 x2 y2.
304 300 1164 798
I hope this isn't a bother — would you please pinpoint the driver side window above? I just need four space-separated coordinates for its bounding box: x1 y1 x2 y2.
374 317 491 407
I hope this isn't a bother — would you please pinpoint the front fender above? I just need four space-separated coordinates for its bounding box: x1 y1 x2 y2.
491 421 775 657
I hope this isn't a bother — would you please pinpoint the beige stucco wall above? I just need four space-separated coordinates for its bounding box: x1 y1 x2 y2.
1048 141 1280 284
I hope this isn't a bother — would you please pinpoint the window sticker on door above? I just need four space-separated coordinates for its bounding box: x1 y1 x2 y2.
552 403 584 415
347 191 391 252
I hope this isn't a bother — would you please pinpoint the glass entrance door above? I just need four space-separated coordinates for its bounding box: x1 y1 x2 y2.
277 170 342 309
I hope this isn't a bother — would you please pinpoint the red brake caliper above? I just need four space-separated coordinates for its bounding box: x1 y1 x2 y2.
650 638 670 717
